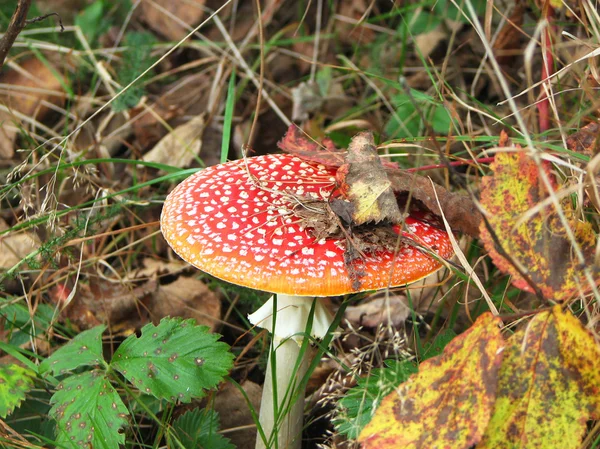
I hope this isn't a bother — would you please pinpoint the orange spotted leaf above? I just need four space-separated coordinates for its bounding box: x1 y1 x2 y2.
477 306 600 449
358 312 504 449
479 151 598 300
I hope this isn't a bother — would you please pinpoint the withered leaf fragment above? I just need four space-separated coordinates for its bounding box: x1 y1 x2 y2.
359 312 504 449
337 132 404 226
566 121 599 157
277 125 347 167
477 306 600 449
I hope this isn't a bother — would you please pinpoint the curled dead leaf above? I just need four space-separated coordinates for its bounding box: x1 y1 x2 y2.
139 0 206 41
0 57 65 158
150 276 221 331
142 114 206 169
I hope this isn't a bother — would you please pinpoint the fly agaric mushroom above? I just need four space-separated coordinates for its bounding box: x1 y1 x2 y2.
160 153 453 449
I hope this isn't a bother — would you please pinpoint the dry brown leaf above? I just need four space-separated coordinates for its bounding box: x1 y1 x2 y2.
130 103 182 149
345 270 447 328
131 257 189 279
566 121 600 156
492 2 525 66
0 57 65 158
142 114 206 168
139 0 206 41
149 276 221 331
0 220 39 269
213 380 262 449
414 27 448 59
59 278 158 331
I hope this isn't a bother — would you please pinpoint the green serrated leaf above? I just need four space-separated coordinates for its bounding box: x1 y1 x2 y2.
49 370 129 449
168 409 234 449
0 364 36 418
110 317 234 402
40 325 106 376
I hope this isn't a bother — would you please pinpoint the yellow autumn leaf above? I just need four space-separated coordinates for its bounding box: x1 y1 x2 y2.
358 313 504 449
479 151 598 301
477 306 600 449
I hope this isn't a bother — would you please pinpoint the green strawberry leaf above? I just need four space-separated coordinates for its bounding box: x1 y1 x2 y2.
168 409 234 449
0 364 36 418
40 325 106 376
49 370 129 449
110 317 234 402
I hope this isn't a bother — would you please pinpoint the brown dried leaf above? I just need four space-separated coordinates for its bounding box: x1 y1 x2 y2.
60 278 157 330
149 277 221 331
492 3 525 66
139 0 206 41
0 220 39 269
387 169 482 237
130 257 189 279
344 270 447 328
278 125 346 167
0 57 65 158
278 126 480 235
213 381 262 449
142 114 206 169
566 121 599 156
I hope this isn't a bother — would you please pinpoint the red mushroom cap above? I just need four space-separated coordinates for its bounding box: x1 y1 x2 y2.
161 154 453 296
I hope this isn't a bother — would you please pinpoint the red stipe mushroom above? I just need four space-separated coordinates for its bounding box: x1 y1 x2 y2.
160 153 453 449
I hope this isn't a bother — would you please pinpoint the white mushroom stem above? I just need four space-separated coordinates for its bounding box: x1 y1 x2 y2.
249 295 335 449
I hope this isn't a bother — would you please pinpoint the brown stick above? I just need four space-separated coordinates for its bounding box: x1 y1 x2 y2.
0 0 32 72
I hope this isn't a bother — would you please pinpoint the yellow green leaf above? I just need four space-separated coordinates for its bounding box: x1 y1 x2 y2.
358 313 504 449
479 151 598 301
477 306 600 449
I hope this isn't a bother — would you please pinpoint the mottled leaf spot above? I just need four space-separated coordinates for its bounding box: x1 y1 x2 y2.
168 353 178 362
194 357 205 366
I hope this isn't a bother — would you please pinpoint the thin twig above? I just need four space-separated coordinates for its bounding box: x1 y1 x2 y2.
26 12 64 31
0 0 32 71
